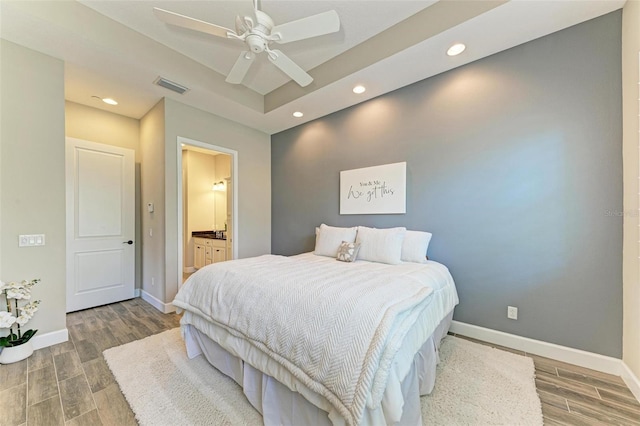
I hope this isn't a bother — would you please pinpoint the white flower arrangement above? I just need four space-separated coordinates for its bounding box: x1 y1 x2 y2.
0 279 41 347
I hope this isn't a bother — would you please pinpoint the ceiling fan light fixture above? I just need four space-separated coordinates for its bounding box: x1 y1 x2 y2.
447 43 466 56
293 111 304 118
353 85 366 94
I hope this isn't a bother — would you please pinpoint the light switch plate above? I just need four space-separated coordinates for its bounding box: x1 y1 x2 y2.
19 234 45 247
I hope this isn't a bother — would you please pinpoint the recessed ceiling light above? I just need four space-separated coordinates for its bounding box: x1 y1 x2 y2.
353 85 366 94
92 95 118 105
293 111 304 118
447 43 466 56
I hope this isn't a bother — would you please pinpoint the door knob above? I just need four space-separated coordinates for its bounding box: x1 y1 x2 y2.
123 240 133 245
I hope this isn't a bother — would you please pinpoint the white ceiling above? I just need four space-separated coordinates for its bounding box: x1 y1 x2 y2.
0 0 625 135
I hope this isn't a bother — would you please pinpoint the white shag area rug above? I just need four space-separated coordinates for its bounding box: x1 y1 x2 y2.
422 335 542 425
103 329 543 426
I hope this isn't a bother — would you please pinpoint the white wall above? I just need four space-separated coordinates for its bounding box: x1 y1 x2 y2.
140 99 166 303
139 97 270 306
65 101 140 158
214 154 231 231
186 151 217 232
0 40 66 339
163 98 271 303
182 150 189 271
622 0 640 382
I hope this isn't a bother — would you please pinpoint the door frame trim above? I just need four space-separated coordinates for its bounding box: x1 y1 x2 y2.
176 137 238 288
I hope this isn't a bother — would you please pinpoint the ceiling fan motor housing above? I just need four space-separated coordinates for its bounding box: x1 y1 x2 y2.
246 34 267 53
245 10 275 53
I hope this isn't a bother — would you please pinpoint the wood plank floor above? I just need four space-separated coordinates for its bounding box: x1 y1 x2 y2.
0 298 180 426
1 298 638 425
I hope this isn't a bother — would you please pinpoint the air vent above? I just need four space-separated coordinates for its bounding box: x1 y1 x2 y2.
153 77 189 95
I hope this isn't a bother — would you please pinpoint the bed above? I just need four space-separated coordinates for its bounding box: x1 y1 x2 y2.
173 225 458 426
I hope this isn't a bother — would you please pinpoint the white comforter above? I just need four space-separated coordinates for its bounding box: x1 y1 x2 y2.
174 253 458 426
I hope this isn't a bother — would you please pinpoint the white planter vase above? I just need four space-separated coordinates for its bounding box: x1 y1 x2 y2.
0 340 34 364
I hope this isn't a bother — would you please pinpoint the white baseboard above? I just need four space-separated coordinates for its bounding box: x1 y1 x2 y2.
134 288 141 297
31 328 69 350
140 289 176 314
183 266 196 273
621 361 640 402
449 320 622 376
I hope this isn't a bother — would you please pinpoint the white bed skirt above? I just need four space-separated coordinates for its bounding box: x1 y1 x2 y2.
182 310 454 426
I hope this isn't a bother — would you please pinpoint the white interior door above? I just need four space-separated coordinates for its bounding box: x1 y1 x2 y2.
66 138 135 312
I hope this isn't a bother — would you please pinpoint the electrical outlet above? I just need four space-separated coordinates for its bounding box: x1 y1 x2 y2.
151 277 155 287
507 306 518 320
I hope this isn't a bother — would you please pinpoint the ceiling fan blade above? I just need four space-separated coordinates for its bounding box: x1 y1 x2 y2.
153 7 236 39
226 51 256 84
235 15 249 35
271 10 340 44
268 49 313 87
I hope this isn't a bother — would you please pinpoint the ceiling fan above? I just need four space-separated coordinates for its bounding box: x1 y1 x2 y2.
153 1 340 87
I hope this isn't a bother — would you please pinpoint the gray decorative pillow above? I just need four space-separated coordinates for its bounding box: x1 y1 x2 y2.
336 241 361 262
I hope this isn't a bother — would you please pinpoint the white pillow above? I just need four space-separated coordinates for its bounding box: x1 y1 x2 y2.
355 226 406 265
314 224 358 257
401 230 433 263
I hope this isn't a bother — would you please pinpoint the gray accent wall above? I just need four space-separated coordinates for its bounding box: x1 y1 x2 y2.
271 12 623 357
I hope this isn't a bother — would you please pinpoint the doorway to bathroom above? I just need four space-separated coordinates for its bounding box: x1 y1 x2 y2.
177 138 237 283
